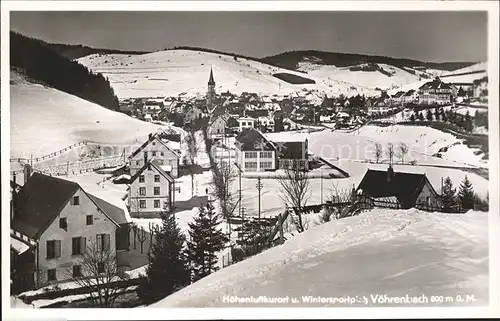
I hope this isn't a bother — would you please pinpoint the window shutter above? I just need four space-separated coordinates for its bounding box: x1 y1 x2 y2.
81 237 87 254
46 241 52 258
104 234 110 251
56 240 62 258
96 234 102 252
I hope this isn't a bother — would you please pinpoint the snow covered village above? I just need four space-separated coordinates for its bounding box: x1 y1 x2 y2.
6 8 495 311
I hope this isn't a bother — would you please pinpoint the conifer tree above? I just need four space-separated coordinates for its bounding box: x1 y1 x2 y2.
418 112 425 121
441 176 458 212
426 109 433 121
458 175 475 210
136 209 190 304
186 202 229 282
409 113 416 122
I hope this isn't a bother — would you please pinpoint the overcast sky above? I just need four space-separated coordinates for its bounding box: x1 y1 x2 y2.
10 11 488 62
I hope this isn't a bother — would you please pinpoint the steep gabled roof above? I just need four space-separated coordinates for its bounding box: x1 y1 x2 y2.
356 169 437 208
11 173 120 239
129 159 175 185
128 133 180 159
235 128 276 152
419 78 453 90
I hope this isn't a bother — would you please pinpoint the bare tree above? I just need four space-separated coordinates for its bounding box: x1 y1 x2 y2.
210 161 236 218
136 226 148 254
184 130 199 197
373 143 383 163
396 142 409 164
65 240 128 308
277 160 311 232
386 143 394 164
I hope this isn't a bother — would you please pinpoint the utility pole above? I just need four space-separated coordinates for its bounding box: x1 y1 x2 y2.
240 207 246 244
256 177 263 219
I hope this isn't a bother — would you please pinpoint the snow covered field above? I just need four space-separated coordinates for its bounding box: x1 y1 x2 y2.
265 124 487 168
76 50 384 99
10 75 169 159
152 208 489 307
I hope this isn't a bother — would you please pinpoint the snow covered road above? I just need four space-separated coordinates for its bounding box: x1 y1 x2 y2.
152 209 488 307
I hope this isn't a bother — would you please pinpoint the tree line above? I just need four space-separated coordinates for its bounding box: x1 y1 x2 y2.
10 32 120 111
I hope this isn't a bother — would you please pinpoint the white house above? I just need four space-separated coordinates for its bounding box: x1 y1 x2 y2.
128 160 175 218
129 132 180 178
235 128 277 172
236 117 256 132
10 173 120 289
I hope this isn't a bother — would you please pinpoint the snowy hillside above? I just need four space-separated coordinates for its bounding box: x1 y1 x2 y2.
441 62 487 77
10 71 171 158
76 50 390 99
297 61 427 90
152 208 488 307
266 124 487 168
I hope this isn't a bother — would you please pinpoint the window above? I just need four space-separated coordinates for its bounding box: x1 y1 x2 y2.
152 141 156 146
152 151 157 157
139 175 145 183
154 175 160 183
70 196 80 206
96 234 110 252
260 151 273 158
260 161 273 169
241 122 246 126
72 237 86 255
154 200 161 208
46 240 61 259
47 269 57 281
59 218 67 230
160 152 164 156
136 160 140 165
139 187 146 196
73 265 82 278
245 151 258 158
139 200 146 208
86 215 93 225
144 151 148 158
245 162 258 170
154 187 160 195
98 262 105 274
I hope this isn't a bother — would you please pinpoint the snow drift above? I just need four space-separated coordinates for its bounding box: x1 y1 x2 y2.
152 208 488 307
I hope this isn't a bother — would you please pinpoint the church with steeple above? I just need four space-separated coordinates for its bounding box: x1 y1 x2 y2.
206 67 217 113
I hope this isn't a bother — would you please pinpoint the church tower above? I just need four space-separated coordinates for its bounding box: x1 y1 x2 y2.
207 67 216 113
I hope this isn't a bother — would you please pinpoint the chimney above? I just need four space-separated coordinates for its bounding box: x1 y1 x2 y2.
148 133 153 140
387 164 394 183
24 164 32 183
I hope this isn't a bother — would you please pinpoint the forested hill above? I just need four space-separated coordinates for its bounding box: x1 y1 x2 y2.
10 32 120 111
261 50 476 72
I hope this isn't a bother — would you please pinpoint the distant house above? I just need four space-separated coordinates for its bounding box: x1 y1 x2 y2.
418 77 455 105
356 167 442 209
128 160 175 218
236 117 256 132
402 90 418 104
235 128 277 172
280 98 295 115
473 77 488 99
183 105 203 124
10 173 121 291
391 91 405 105
128 132 180 178
208 105 230 138
257 116 275 132
143 99 164 116
144 114 153 122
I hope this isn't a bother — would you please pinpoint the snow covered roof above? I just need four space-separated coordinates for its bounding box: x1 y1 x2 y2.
11 236 30 255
